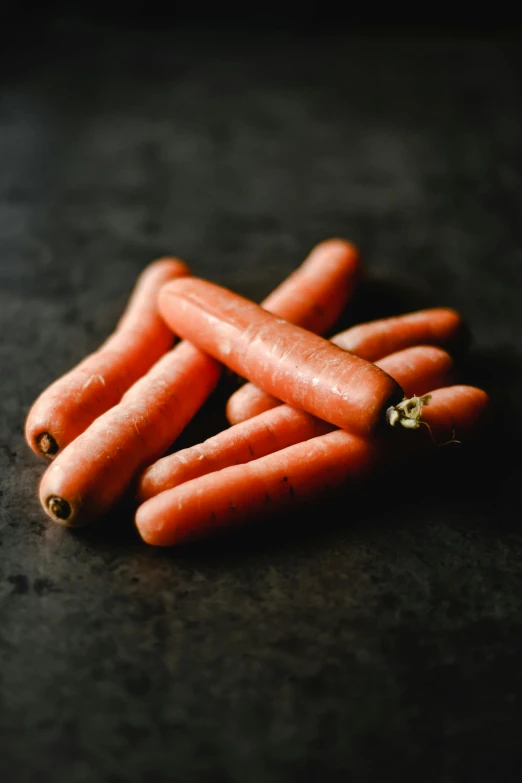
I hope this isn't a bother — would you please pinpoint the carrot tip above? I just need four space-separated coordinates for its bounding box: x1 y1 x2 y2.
37 432 59 458
47 496 72 523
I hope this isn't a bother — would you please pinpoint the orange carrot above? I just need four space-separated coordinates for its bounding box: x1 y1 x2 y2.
25 257 190 459
405 384 488 439
135 385 489 546
157 278 404 436
137 345 454 501
331 307 465 361
260 238 360 333
38 243 358 527
226 307 464 424
38 341 222 526
225 238 359 411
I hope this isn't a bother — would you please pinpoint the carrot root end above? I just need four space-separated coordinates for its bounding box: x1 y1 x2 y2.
37 432 59 458
47 496 73 524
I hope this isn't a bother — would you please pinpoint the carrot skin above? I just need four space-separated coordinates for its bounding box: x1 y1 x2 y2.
137 405 336 502
414 385 489 440
226 386 282 424
331 307 465 361
226 307 464 424
260 238 360 334
135 385 489 546
137 345 454 501
25 257 190 458
136 432 379 547
158 278 404 436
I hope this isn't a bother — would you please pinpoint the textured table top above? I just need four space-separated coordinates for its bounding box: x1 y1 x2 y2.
1 25 522 782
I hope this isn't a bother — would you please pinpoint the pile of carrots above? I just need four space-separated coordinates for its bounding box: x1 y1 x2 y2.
25 239 488 546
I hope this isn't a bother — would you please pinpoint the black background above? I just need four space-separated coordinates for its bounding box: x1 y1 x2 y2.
1 10 522 783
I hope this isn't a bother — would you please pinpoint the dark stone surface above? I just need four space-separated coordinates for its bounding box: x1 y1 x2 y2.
1 25 522 782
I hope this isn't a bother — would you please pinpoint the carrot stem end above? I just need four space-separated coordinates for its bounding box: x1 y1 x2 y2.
386 395 461 446
386 394 432 431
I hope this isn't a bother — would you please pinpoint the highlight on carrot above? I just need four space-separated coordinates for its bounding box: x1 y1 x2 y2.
38 243 359 528
25 257 190 459
137 344 454 501
135 385 489 547
226 306 464 424
157 278 405 436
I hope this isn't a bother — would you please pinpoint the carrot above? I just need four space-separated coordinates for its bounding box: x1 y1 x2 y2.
157 278 405 436
226 307 464 424
403 384 488 440
260 238 360 333
135 385 489 546
38 244 358 527
137 345 454 501
38 341 222 526
331 307 465 361
225 238 359 415
25 257 190 459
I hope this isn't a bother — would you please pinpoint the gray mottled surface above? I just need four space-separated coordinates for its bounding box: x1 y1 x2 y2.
1 26 522 782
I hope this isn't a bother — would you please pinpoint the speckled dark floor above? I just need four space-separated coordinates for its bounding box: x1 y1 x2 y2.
1 24 522 783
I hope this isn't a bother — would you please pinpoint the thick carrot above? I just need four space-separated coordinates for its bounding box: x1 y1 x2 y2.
259 238 360 333
137 345 454 501
135 385 489 546
226 307 464 424
157 278 404 436
38 244 358 527
25 257 190 459
225 238 359 414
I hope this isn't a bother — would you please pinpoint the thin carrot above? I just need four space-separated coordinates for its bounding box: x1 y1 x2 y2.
25 257 190 459
135 385 489 546
226 307 464 424
157 278 405 436
137 345 454 501
38 244 358 527
331 307 465 361
260 238 360 333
